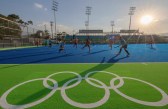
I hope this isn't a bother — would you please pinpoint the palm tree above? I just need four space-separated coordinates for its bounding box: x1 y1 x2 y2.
23 21 33 37
23 22 29 37
18 19 24 24
28 20 33 25
18 20 24 30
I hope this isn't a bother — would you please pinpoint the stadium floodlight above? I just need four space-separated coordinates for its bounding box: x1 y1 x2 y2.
128 7 136 34
130 7 136 11
111 21 115 33
52 0 58 38
85 6 92 30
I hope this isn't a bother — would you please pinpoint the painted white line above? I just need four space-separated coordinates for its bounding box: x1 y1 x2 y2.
1 71 168 108
141 63 148 65
0 62 168 65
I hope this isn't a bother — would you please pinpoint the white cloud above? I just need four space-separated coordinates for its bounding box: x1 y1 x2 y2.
34 3 43 9
57 24 74 34
34 3 47 11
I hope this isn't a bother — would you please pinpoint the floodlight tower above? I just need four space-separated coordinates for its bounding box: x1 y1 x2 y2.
111 21 115 33
128 7 136 34
52 0 58 38
85 6 92 30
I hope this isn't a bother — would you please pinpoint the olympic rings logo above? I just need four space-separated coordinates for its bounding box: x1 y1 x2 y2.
0 71 168 109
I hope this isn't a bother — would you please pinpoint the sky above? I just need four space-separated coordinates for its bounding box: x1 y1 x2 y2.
0 0 168 34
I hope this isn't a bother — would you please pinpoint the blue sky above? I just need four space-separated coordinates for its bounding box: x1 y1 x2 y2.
0 0 168 34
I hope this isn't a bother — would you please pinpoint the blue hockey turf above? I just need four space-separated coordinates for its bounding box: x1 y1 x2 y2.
0 44 168 64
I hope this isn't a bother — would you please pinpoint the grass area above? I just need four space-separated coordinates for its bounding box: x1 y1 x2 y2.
0 63 168 109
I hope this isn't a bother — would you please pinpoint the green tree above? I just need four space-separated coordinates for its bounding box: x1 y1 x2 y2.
28 20 33 25
23 21 33 37
18 19 24 24
7 14 20 22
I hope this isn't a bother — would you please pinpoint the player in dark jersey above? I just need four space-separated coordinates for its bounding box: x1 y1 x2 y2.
82 38 91 53
59 40 66 53
116 35 130 56
73 37 79 48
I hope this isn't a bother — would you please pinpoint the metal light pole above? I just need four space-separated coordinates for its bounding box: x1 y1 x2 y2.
52 0 58 38
85 6 92 38
44 24 48 37
44 24 47 31
111 21 115 33
85 21 89 37
85 21 88 30
50 21 54 38
85 6 92 29
128 7 136 35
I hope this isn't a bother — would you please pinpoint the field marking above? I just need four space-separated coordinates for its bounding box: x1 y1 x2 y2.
141 63 148 65
0 71 168 108
61 77 110 108
0 46 37 51
0 62 168 65
0 78 58 109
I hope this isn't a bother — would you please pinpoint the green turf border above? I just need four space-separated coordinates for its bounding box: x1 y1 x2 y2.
0 46 38 51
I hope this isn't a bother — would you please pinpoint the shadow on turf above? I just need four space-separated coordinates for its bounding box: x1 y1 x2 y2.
11 55 129 105
0 64 23 69
0 48 91 65
15 88 51 105
0 53 72 69
0 51 56 61
83 50 109 56
0 52 87 69
0 54 128 71
54 55 129 84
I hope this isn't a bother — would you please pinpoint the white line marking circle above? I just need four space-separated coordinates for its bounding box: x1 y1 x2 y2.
0 71 168 108
61 77 110 108
0 78 58 109
110 77 168 106
43 71 82 90
85 71 124 89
